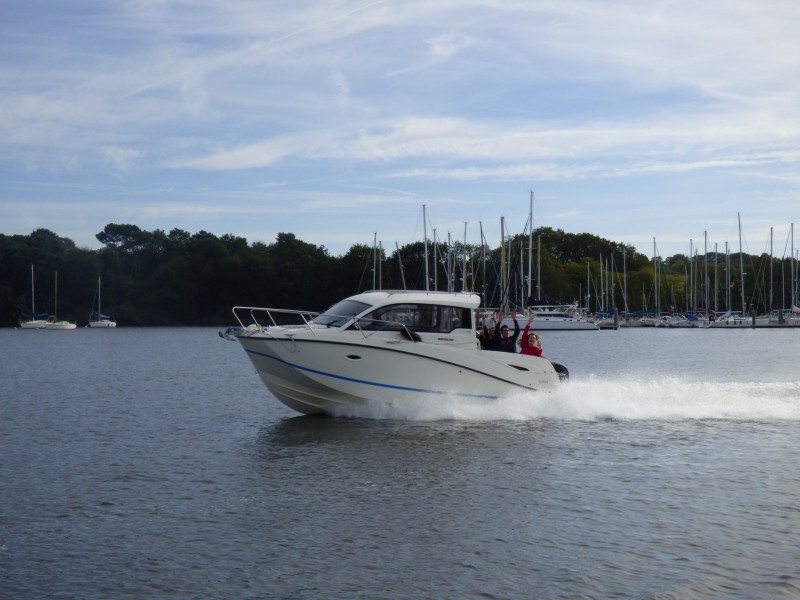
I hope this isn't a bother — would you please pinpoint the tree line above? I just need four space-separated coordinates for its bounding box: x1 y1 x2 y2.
1 224 795 327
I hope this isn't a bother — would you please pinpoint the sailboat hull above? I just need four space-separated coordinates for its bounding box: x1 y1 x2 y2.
45 320 77 330
88 320 117 328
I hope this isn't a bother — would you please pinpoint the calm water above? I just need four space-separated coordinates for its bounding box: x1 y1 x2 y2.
2 326 800 599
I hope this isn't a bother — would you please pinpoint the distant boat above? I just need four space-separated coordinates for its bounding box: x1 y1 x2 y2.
504 304 599 331
19 264 49 329
87 276 117 328
45 271 77 330
592 311 620 330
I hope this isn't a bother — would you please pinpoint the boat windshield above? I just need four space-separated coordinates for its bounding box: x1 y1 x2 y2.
311 299 371 327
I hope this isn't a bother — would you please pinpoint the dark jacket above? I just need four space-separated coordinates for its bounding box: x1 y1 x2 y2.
493 318 520 353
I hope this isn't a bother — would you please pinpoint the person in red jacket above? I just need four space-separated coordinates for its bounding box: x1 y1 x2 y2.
518 315 543 357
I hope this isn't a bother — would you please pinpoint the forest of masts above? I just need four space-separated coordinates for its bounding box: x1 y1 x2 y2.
2 213 799 327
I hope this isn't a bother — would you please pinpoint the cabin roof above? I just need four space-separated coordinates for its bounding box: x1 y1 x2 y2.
347 290 481 310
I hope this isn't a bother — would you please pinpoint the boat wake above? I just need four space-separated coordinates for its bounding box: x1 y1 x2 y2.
329 377 800 422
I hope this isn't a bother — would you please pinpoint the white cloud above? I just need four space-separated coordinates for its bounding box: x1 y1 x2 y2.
327 71 350 108
101 147 145 171
1 0 800 259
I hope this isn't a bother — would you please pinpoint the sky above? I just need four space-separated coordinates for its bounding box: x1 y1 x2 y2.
2 0 800 260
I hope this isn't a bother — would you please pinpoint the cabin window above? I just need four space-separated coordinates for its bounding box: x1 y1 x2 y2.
361 303 471 333
312 300 370 327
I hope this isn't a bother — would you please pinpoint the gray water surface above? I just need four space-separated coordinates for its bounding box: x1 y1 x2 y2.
2 327 800 599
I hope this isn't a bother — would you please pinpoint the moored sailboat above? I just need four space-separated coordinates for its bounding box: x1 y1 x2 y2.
45 271 77 330
19 264 48 329
87 276 117 328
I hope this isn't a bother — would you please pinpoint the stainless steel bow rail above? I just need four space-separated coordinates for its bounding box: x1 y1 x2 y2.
220 306 420 342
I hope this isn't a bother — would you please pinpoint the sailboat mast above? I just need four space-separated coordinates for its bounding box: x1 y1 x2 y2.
769 227 773 311
714 243 719 314
726 242 731 311
30 264 36 317
527 191 533 303
480 222 486 305
599 254 604 312
653 238 660 316
789 223 797 311
423 204 429 292
433 229 438 291
738 213 746 315
54 271 58 321
395 243 407 290
586 260 590 311
447 232 453 292
372 233 377 290
500 217 507 312
690 244 694 311
463 222 468 292
623 249 629 314
537 235 541 303
704 231 709 314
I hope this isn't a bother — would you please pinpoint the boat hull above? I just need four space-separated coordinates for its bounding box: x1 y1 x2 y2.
88 320 117 328
501 315 598 331
45 321 77 330
236 330 561 415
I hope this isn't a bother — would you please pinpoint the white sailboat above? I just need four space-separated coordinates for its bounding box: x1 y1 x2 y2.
521 193 598 331
19 264 49 329
45 271 77 330
707 213 769 328
87 276 117 328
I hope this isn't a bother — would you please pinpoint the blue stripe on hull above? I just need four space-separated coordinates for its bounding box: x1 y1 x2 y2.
244 347 500 400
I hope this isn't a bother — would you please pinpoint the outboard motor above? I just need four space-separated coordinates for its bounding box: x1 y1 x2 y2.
552 362 569 383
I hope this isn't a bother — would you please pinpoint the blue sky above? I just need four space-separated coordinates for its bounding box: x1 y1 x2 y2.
2 1 799 260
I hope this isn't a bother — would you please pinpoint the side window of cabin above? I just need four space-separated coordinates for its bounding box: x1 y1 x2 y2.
365 303 471 333
437 306 471 332
363 304 415 330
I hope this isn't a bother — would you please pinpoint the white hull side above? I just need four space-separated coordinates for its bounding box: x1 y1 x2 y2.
529 318 598 330
237 331 560 415
19 320 48 329
708 317 769 328
45 321 77 330
501 316 598 331
88 320 117 328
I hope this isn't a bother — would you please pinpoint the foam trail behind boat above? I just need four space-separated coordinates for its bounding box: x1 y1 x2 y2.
329 377 800 422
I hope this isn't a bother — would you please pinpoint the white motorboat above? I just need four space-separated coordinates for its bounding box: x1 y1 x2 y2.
503 304 599 331
222 290 569 415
